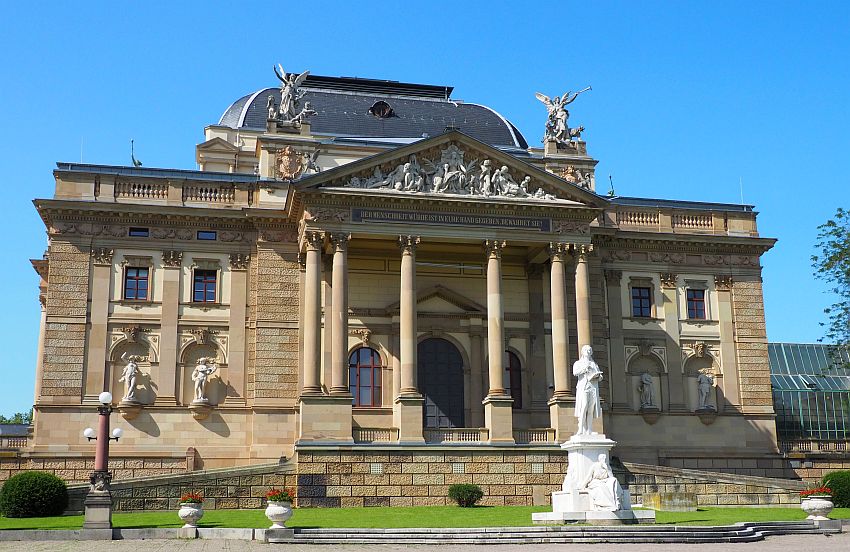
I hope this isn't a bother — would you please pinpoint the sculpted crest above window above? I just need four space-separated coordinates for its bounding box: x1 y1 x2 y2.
344 145 557 201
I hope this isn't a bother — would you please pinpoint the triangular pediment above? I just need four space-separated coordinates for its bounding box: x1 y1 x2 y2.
385 284 485 314
196 137 240 152
296 130 608 207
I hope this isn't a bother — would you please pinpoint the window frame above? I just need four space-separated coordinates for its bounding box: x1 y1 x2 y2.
686 288 707 320
349 347 384 408
122 266 150 301
197 230 217 241
631 286 653 318
192 268 218 303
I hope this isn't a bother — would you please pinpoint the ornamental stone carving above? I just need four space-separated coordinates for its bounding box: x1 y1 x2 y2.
649 252 686 264
273 64 312 124
229 253 250 270
151 228 193 240
162 250 183 267
275 146 304 180
535 87 591 145
259 227 298 243
484 239 507 259
351 328 372 344
342 145 556 201
603 250 632 262
398 235 420 254
714 275 733 290
121 325 143 343
558 165 593 189
329 233 350 252
304 207 348 223
302 231 324 252
660 273 678 289
91 247 114 266
603 270 622 284
573 243 593 259
703 254 728 266
191 328 212 345
553 220 590 235
219 231 246 243
548 242 571 262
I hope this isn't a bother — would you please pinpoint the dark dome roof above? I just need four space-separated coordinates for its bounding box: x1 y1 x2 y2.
218 75 528 149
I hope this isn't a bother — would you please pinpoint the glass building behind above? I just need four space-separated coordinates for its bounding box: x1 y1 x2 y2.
769 343 850 452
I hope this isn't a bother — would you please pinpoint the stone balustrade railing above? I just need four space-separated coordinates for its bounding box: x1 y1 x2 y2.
616 210 660 227
114 180 169 200
183 184 236 203
0 436 28 449
779 439 849 453
352 427 398 443
513 428 557 444
672 213 714 230
423 427 489 444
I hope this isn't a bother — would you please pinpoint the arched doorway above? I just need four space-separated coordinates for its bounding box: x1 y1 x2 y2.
418 338 464 428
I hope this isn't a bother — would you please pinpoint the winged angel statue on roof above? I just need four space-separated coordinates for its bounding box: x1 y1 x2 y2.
273 64 311 122
535 86 591 144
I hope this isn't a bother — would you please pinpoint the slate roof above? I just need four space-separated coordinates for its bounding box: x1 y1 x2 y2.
218 76 528 150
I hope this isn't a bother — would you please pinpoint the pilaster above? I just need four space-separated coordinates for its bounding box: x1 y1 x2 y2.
226 253 249 405
83 248 113 403
157 250 182 405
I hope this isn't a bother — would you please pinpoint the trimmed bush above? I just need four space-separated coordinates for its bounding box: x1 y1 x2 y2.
0 471 68 518
448 483 484 507
823 470 850 508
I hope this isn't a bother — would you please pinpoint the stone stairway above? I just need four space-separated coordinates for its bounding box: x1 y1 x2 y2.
285 521 823 544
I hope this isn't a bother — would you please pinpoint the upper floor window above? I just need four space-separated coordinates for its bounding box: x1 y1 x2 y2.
197 230 217 241
123 267 149 300
686 289 706 319
128 227 149 237
349 347 383 407
504 351 522 409
631 286 652 318
193 269 217 303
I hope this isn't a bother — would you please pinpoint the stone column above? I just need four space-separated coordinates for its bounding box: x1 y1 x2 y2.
226 254 249 405
574 244 593 353
547 242 574 440
394 236 424 443
158 251 182 405
83 248 113 403
300 232 324 396
483 240 514 443
33 302 47 403
329 233 351 397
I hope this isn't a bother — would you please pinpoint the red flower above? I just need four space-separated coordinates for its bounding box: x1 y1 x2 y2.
266 487 296 502
179 492 204 504
800 486 833 498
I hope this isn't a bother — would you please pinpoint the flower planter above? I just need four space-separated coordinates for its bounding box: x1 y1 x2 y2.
265 500 293 529
801 495 834 520
178 503 204 528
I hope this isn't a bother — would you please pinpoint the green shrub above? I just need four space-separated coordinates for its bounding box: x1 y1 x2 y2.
823 470 850 508
0 471 68 518
448 483 483 507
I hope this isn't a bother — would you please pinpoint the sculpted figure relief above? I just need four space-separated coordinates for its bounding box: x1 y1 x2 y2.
192 357 218 402
573 345 603 435
119 353 143 403
535 86 591 144
272 64 313 124
697 372 715 410
638 372 656 409
580 453 625 511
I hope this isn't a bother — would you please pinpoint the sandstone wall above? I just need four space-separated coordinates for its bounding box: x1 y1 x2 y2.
733 279 773 409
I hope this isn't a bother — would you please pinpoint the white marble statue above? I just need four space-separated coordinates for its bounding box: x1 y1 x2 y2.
266 95 277 120
192 357 217 402
273 64 310 121
573 345 603 435
289 101 317 125
638 372 656 409
118 353 142 402
535 87 591 144
697 372 715 410
580 453 624 511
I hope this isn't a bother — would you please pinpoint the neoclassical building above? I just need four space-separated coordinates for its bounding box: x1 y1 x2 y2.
28 72 780 490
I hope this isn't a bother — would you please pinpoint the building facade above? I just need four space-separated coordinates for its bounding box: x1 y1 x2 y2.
26 73 782 493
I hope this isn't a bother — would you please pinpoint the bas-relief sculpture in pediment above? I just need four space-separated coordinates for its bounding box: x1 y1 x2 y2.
298 133 607 208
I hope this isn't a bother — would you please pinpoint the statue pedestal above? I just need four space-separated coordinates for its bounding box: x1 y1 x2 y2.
117 399 142 421
188 399 212 421
532 433 655 525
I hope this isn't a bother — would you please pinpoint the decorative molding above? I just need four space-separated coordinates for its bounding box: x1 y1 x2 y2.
398 235 420 255
660 273 678 289
603 249 632 262
91 247 114 266
350 328 372 345
229 253 250 270
714 275 733 290
573 243 593 260
484 239 507 259
329 232 351 252
553 220 590 235
50 223 127 237
219 231 245 243
274 146 305 180
161 250 183 268
121 325 144 343
603 269 623 284
649 252 685 264
624 340 667 374
191 327 213 345
703 255 729 266
305 207 348 223
548 242 570 262
259 228 298 243
152 228 194 241
303 231 324 251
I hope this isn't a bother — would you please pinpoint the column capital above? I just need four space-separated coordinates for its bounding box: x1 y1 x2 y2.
229 253 250 270
660 273 678 289
303 231 324 252
603 269 623 285
91 247 114 266
484 239 507 259
161 250 183 268
398 235 420 255
548 242 571 263
572 243 594 261
329 232 351 252
714 274 733 290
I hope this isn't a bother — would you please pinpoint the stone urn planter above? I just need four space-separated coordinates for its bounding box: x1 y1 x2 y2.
178 502 204 528
265 500 293 529
801 495 834 520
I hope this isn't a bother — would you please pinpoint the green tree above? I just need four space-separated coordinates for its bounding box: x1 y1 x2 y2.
0 410 32 425
812 207 850 359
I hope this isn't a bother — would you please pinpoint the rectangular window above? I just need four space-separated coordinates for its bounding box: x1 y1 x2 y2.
686 289 706 319
197 230 217 241
631 286 652 317
123 267 149 300
128 227 149 237
193 269 217 303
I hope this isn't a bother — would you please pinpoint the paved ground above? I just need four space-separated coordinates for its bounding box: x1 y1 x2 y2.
1 533 847 551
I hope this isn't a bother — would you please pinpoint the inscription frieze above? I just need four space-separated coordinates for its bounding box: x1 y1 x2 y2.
352 208 551 232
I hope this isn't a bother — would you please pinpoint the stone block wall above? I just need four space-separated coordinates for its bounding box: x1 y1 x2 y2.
0 454 188 484
296 447 565 508
663 456 797 480
732 279 773 408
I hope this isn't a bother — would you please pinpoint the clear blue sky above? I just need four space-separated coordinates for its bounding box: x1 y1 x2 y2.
1 2 848 415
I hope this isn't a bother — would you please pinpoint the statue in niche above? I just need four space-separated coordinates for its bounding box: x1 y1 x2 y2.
573 345 603 435
579 453 625 511
273 64 310 122
697 372 716 411
535 87 591 144
191 357 218 402
118 353 143 403
638 372 656 409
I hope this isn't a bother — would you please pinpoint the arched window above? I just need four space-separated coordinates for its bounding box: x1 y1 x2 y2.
349 347 383 407
504 351 522 409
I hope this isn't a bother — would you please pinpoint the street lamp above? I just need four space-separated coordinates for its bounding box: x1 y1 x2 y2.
82 391 122 531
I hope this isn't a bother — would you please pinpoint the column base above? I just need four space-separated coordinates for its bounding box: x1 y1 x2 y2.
298 395 354 443
483 395 514 444
394 394 425 444
548 396 576 443
83 491 113 530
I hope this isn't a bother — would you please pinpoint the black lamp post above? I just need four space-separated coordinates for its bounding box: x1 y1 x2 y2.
82 391 122 530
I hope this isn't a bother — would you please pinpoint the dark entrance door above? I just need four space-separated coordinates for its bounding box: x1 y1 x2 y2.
418 338 465 428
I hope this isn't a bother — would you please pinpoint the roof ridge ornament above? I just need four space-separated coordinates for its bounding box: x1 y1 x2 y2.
535 86 591 146
271 64 315 125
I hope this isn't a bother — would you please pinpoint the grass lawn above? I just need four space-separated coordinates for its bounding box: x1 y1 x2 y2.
1 506 849 531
